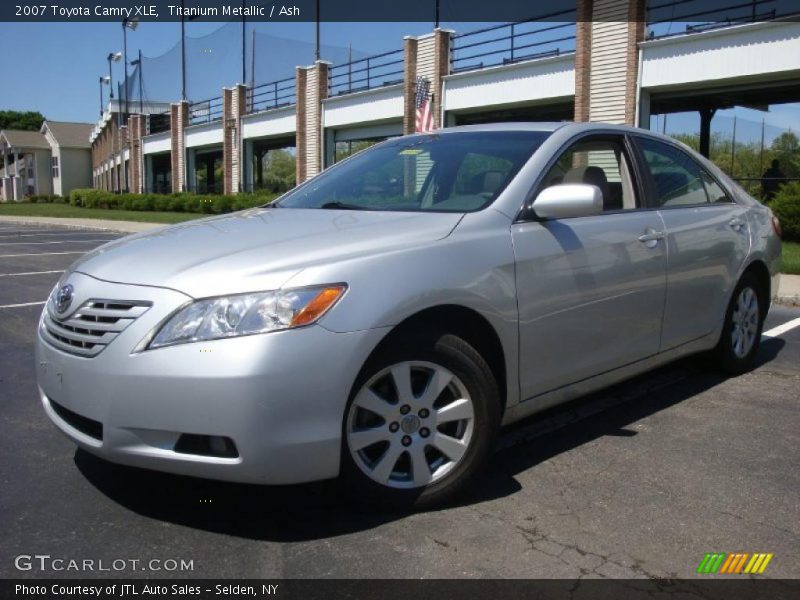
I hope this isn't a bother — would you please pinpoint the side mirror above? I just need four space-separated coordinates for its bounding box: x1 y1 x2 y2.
531 184 603 219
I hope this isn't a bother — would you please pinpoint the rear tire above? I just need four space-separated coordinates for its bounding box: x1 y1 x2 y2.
340 332 500 510
712 272 765 375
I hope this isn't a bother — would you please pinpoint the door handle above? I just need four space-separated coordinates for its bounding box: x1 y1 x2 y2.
638 230 665 243
729 218 746 231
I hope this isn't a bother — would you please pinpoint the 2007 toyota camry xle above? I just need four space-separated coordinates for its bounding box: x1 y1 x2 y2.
36 123 782 508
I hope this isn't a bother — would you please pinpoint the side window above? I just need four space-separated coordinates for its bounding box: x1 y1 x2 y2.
638 138 711 207
700 171 731 203
540 137 637 211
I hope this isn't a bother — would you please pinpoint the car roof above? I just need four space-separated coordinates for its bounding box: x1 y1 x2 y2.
415 121 685 146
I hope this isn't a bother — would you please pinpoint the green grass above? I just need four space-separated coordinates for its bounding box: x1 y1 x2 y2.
782 241 800 275
0 203 205 224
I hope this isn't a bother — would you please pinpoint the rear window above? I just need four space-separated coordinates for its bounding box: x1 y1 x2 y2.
276 131 549 213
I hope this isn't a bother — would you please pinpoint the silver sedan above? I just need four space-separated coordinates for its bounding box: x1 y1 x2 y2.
35 123 782 508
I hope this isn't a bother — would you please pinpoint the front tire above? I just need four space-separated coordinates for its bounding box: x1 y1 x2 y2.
341 332 500 510
713 272 765 374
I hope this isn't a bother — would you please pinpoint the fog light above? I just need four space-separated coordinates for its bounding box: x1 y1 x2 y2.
174 434 238 458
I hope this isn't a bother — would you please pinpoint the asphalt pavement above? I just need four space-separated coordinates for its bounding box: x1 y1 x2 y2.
1 222 798 580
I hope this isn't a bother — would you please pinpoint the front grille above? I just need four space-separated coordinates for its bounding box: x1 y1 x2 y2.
49 398 103 440
42 299 151 357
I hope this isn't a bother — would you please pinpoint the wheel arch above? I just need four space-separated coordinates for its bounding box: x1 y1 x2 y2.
740 259 772 311
366 304 510 417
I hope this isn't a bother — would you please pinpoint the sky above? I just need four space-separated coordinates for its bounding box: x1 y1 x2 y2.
0 21 439 122
0 20 798 142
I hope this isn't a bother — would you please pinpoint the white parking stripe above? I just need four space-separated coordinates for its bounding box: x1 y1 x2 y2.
763 317 800 339
0 240 111 246
0 270 63 277
0 301 46 309
0 232 117 238
0 251 86 258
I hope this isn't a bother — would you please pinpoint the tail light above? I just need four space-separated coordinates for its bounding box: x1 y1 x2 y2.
771 215 782 239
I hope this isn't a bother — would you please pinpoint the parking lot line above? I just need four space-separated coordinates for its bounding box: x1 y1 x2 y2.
0 239 112 246
0 270 64 277
0 251 87 258
763 317 800 339
0 232 116 238
0 301 46 309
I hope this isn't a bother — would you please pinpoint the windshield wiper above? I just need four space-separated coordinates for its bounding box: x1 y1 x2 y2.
320 201 373 211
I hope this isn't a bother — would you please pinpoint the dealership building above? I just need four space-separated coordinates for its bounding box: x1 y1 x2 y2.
88 0 800 195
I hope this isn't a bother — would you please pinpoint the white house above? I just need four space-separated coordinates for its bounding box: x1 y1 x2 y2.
0 121 93 201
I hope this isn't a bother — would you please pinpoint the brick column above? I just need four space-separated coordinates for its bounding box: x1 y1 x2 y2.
223 84 248 195
402 36 418 135
118 124 128 192
432 29 451 129
127 114 146 194
295 67 307 183
170 101 188 192
295 61 329 182
574 0 593 123
404 29 452 132
577 0 646 126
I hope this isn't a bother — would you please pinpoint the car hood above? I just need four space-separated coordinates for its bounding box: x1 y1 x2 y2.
71 208 464 297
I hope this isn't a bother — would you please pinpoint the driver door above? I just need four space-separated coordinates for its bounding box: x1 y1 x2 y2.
511 134 668 402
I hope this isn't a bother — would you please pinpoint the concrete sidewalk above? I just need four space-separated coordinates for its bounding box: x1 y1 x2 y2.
0 215 166 233
2 214 799 304
779 274 800 306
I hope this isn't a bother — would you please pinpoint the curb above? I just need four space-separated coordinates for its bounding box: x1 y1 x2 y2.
776 295 800 307
0 216 165 234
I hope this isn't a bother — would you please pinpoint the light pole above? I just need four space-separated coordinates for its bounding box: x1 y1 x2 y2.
99 76 110 117
130 51 143 114
315 0 320 61
241 0 246 84
107 51 123 194
122 17 139 117
107 51 122 100
181 0 187 101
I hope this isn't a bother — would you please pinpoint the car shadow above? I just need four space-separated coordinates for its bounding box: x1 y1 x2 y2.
75 337 786 542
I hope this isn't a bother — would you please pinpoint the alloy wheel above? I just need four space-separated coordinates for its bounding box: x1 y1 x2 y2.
731 286 759 359
346 361 475 489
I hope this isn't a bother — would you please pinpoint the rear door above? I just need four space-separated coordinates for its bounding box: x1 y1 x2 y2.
632 136 750 351
512 134 668 401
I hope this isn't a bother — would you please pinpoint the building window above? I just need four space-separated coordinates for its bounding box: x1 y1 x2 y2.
51 156 59 179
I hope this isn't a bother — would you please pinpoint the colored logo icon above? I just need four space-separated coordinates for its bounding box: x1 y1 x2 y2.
697 553 774 574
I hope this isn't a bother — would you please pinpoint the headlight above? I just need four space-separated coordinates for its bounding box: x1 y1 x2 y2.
148 284 346 349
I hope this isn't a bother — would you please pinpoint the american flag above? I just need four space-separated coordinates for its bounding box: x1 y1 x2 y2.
415 76 435 133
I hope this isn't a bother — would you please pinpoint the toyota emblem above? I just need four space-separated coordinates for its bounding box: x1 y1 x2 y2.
56 284 74 314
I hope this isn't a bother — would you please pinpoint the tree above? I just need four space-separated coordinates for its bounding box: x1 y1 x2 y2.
769 132 800 182
259 149 296 192
772 131 799 154
0 110 46 131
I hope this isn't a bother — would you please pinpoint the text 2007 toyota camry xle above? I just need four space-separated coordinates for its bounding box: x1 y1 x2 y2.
36 123 782 508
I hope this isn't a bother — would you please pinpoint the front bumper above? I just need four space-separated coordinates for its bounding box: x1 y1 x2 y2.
35 272 389 484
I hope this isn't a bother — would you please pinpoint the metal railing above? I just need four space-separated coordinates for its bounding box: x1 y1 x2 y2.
733 176 800 198
328 48 404 96
450 10 577 74
188 96 223 125
247 77 296 113
147 110 170 135
646 0 798 40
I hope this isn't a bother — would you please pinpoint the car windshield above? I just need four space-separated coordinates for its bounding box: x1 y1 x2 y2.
275 131 550 212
